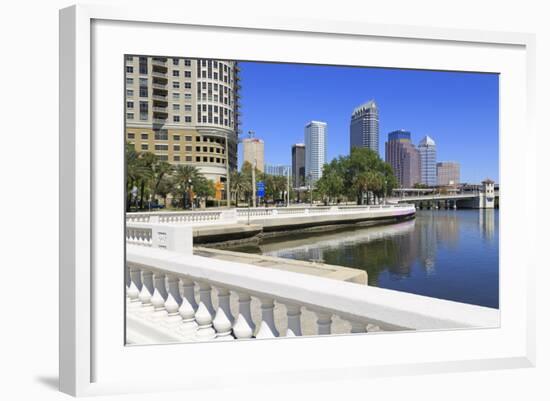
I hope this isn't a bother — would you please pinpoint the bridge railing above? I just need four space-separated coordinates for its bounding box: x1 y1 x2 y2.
126 245 499 344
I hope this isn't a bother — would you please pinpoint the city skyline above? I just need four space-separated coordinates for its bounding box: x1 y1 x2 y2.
237 61 499 183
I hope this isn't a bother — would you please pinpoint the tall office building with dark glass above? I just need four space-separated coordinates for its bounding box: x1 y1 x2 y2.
291 143 306 188
350 100 379 155
385 130 421 188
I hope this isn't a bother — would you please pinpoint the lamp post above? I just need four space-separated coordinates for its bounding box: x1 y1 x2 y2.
252 159 257 208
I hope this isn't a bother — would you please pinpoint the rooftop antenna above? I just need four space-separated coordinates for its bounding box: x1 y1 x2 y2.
248 130 255 139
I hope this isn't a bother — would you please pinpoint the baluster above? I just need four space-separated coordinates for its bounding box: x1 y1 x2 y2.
138 270 154 317
198 281 215 317
193 281 215 340
178 277 198 338
127 266 142 309
256 298 279 338
315 311 333 335
213 287 234 340
150 272 168 322
232 292 255 339
285 304 302 337
163 275 183 329
350 320 367 334
366 323 381 332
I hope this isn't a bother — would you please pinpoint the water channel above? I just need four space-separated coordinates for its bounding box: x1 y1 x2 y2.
230 209 499 308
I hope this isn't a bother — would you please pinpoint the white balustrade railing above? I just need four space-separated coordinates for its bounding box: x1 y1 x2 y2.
127 205 415 225
126 245 499 344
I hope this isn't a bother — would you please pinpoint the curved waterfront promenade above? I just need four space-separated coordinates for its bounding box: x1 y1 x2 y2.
126 204 416 246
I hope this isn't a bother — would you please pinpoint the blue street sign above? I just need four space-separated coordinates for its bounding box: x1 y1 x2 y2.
257 181 265 197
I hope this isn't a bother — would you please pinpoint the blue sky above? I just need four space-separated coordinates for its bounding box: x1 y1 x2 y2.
237 61 499 184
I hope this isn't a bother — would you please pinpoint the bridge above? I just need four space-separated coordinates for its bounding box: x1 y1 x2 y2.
389 180 498 209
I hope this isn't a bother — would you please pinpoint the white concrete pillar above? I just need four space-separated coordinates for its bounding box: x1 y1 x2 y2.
232 292 255 339
256 298 279 338
195 301 216 340
315 311 333 335
150 272 168 321
285 304 302 337
138 270 154 317
163 275 183 329
213 287 234 340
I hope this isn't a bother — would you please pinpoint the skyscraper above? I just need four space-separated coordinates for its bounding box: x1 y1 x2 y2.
125 56 240 182
242 137 265 172
418 136 437 186
350 100 379 154
385 130 421 188
291 143 306 188
437 162 460 186
305 121 327 183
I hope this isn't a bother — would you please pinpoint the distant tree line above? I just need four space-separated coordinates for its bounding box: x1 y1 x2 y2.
315 148 397 205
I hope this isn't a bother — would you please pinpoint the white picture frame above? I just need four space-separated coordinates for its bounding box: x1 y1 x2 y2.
59 4 536 397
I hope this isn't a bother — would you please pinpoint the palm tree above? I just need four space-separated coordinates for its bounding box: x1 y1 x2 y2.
230 170 248 206
173 165 201 208
151 161 173 203
125 143 154 211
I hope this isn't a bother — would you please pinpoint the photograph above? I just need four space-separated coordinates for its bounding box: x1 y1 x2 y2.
124 55 500 344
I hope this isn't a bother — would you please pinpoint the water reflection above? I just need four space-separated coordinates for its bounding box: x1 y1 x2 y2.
233 210 499 308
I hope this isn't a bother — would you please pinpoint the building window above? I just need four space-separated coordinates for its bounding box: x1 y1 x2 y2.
173 145 180 151
203 157 208 162
173 115 180 122
154 130 168 140
185 135 192 141
196 146 200 152
173 58 179 65
184 82 192 89
173 81 180 89
125 55 133 62
139 78 148 97
126 113 134 120
173 70 179 77
126 77 133 85
173 104 180 111
158 155 168 161
196 137 201 142
216 158 220 163
126 101 134 108
141 133 148 140
141 144 148 150
184 59 191 66
126 66 133 73
184 71 191 78
173 155 180 162
185 146 192 151
186 156 192 162
126 89 134 97
185 116 192 123
173 135 180 141
184 93 192 100
127 132 135 139
155 144 169 151
173 93 180 100
139 57 148 74
210 157 214 163
184 104 192 111
139 101 148 120
203 146 207 152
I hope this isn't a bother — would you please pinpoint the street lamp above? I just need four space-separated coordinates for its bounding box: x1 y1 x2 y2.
188 178 193 210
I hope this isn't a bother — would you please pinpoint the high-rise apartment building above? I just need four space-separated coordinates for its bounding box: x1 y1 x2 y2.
437 162 461 186
385 130 421 188
242 138 265 172
265 164 290 177
418 136 437 186
292 143 306 188
305 121 327 183
125 56 240 183
350 100 379 154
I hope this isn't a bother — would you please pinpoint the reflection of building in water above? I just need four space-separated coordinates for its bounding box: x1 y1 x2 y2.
416 212 438 273
435 212 460 249
479 209 495 240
